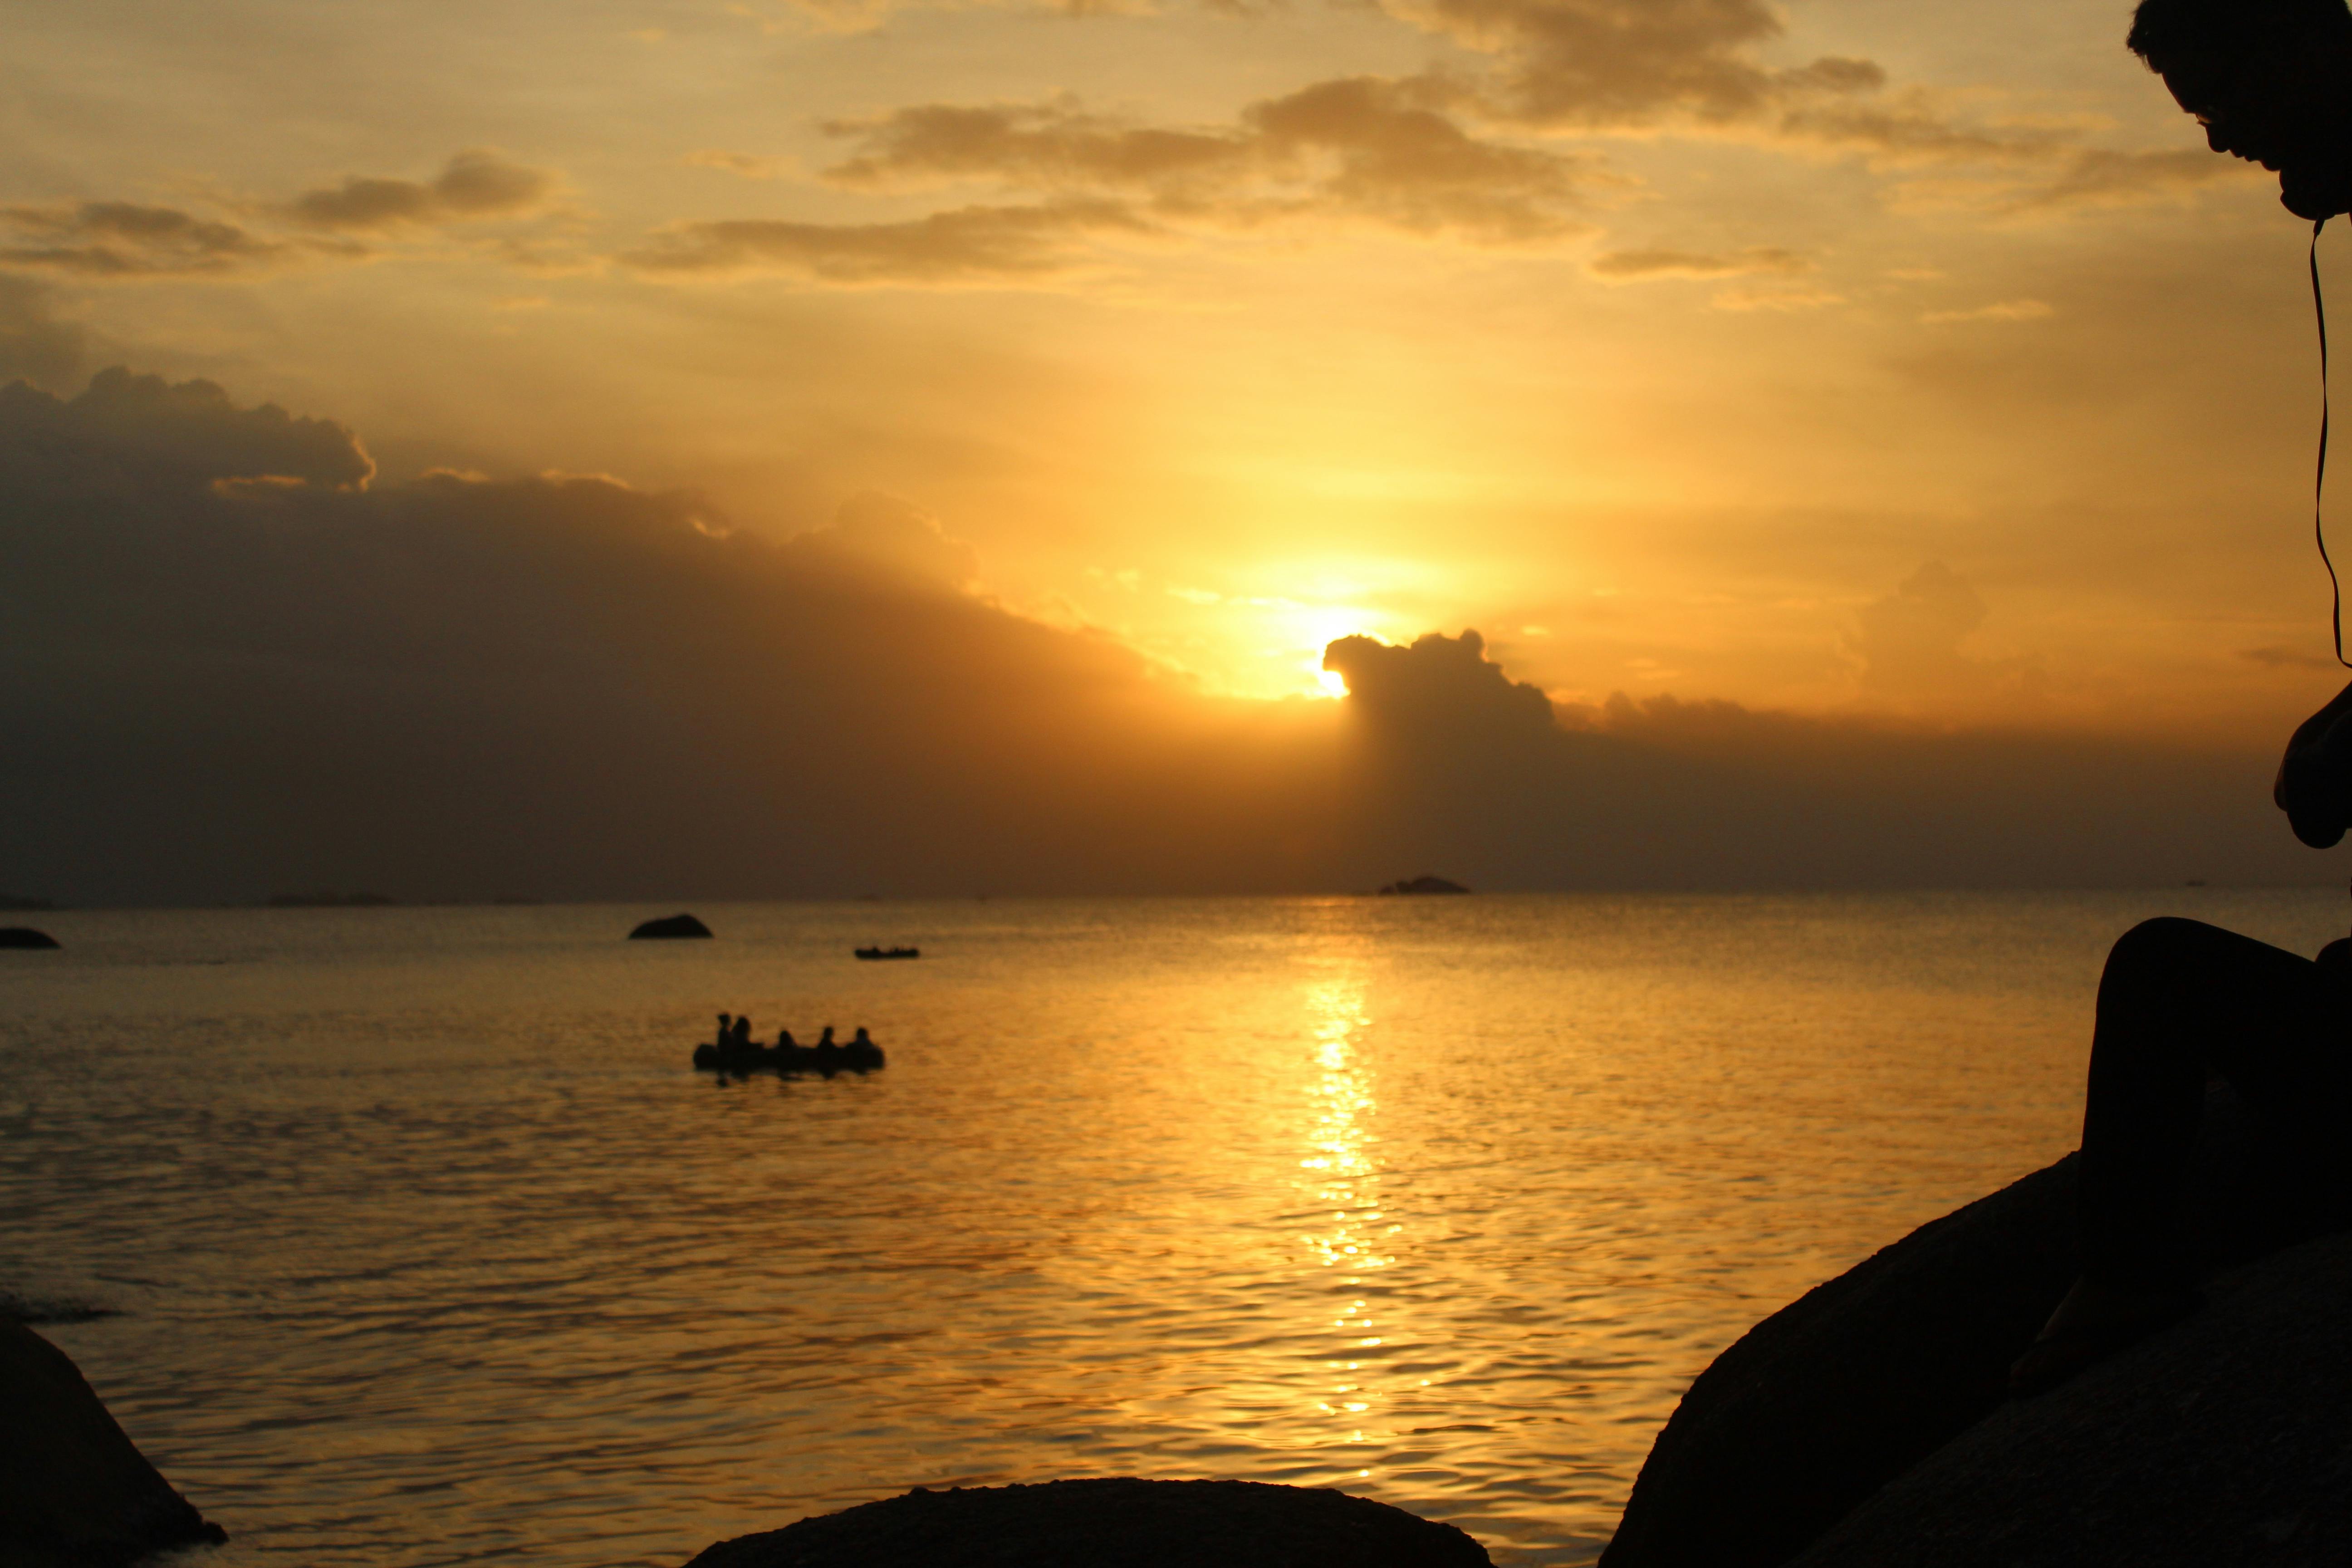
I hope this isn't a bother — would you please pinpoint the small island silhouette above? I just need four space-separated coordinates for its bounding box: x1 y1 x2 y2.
1377 874 1469 896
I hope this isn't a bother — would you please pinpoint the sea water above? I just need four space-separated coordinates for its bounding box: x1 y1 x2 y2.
4 890 2344 1566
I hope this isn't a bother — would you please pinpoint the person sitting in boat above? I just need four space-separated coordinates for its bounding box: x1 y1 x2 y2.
730 1014 753 1051
776 1028 797 1050
817 1025 836 1048
715 1012 733 1048
851 1027 875 1049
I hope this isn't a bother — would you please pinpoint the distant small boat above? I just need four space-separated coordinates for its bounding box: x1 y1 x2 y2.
855 946 920 960
691 1039 886 1075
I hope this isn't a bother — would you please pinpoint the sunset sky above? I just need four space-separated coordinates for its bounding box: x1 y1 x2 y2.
6 0 2350 900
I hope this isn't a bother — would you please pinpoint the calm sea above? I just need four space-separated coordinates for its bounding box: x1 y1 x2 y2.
5 891 2344 1566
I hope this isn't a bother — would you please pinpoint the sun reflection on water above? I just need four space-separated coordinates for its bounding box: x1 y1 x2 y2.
1295 971 1401 1460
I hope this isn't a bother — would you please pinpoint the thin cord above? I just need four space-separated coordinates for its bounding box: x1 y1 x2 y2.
2314 216 2348 668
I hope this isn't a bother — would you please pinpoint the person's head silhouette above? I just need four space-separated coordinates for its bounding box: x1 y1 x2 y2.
2130 0 2352 219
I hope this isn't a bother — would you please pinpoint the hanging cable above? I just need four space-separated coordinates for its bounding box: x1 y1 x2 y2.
2313 216 2347 668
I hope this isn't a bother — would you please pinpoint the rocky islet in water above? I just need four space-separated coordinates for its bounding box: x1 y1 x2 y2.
630 912 713 939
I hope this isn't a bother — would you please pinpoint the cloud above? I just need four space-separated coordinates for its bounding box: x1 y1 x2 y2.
0 202 295 276
790 491 981 589
1921 299 2053 325
1712 282 1843 311
2010 147 2255 212
279 150 556 231
623 198 1150 282
1589 246 1807 280
0 275 90 389
828 82 1602 241
1323 627 1556 736
0 367 374 490
1843 561 2040 706
635 78 1602 284
1376 0 1882 128
2241 645 2343 671
0 372 2323 903
686 149 792 180
1776 93 2259 214
0 152 563 285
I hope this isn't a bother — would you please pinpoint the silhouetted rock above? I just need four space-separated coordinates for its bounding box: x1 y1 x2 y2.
0 1318 225 1567
1602 1088 2314 1568
683 1479 1490 1568
1791 1229 2352 1566
1378 875 1469 895
0 927 59 950
629 912 711 940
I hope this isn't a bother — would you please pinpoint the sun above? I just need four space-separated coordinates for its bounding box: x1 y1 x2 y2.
1317 666 1351 698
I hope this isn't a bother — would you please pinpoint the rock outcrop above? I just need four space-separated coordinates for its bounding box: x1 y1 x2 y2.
1788 1229 2352 1566
1601 1088 2320 1568
683 1479 1490 1568
0 928 59 950
0 1318 224 1567
629 913 712 940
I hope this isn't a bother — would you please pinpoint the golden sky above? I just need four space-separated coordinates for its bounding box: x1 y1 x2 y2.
6 0 2338 728
8 0 2352 900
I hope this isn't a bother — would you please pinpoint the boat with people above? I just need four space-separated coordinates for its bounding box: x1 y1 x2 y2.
854 946 919 960
691 1016 885 1075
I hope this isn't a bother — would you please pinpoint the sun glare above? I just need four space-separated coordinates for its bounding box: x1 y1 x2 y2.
1317 667 1351 698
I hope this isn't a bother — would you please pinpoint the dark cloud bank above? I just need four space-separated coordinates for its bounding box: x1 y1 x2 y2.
0 369 2328 905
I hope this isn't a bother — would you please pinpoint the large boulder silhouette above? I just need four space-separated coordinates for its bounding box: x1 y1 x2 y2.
0 1318 225 1566
1602 1089 2312 1568
1787 1228 2352 1566
628 912 711 940
0 927 59 949
684 1479 1490 1568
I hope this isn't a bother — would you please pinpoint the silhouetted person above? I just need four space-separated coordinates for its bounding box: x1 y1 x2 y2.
716 1012 733 1048
2012 0 2352 1395
817 1025 836 1048
730 1014 753 1051
777 1028 797 1049
852 1027 873 1048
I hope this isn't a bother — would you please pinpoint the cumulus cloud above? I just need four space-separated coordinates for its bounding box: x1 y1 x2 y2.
0 367 374 490
0 372 2319 903
791 491 981 589
0 202 295 276
1842 561 2043 709
279 150 556 231
1324 627 1555 736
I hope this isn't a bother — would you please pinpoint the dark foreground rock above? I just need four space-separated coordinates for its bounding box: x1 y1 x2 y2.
0 1318 224 1567
0 927 59 950
683 1479 1490 1568
630 912 712 940
1788 1228 2352 1567
1602 1088 2314 1568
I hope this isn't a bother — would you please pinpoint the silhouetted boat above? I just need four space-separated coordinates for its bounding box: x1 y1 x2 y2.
854 946 920 960
691 1039 886 1075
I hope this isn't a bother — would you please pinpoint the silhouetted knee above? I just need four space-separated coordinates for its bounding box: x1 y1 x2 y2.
2101 917 2228 1006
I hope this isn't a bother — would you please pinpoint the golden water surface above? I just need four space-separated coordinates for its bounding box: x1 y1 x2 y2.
4 890 2342 1564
